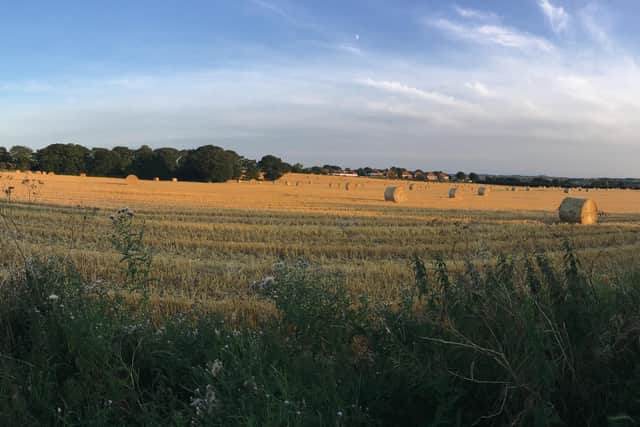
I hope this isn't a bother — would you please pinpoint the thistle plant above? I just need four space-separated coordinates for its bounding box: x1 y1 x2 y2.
21 178 44 203
110 208 153 300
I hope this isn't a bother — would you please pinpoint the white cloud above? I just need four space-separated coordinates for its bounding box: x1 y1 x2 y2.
0 80 55 94
336 44 363 56
579 3 611 48
3 59 640 177
360 78 465 108
426 18 554 52
2 6 639 177
453 5 497 21
465 81 493 97
538 0 569 34
250 0 290 20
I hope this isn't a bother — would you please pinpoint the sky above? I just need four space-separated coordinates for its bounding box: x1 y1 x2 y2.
1 0 639 177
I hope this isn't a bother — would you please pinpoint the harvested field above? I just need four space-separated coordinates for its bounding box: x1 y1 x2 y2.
1 171 639 316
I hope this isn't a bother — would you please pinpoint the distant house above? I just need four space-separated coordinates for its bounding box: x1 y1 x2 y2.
401 171 413 179
438 172 450 181
367 170 385 177
331 172 358 177
330 168 359 177
413 170 425 180
426 172 438 182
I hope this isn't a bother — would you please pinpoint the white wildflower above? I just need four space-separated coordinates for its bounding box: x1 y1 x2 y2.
207 359 223 378
190 385 218 417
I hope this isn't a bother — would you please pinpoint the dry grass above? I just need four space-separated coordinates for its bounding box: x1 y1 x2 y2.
1 172 636 214
1 171 639 315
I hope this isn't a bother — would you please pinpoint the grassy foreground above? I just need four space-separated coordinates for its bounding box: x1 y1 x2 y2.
1 211 639 426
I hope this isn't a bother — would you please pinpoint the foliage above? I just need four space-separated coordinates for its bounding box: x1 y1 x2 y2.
9 145 33 170
109 208 152 296
0 210 639 425
258 155 291 180
35 143 90 175
179 145 242 182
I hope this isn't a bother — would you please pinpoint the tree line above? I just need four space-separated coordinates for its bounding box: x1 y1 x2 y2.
1 143 637 188
0 144 293 182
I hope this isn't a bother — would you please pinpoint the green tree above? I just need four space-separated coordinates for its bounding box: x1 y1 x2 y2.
0 147 10 168
468 172 479 182
455 171 467 181
357 167 373 176
87 148 120 176
179 145 240 182
258 155 291 180
35 144 89 174
152 148 181 180
111 146 135 177
131 145 155 179
9 146 33 170
243 159 261 180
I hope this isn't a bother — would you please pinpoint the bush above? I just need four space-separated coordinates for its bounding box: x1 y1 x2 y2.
0 235 639 425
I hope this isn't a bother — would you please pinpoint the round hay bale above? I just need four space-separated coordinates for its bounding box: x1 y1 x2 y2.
172 178 178 182
559 198 598 225
79 173 86 177
284 181 290 186
409 184 415 191
125 174 139 183
384 186 407 203
478 186 490 196
511 187 517 192
153 177 160 181
449 187 460 199
345 182 351 191
563 188 570 194
296 181 300 187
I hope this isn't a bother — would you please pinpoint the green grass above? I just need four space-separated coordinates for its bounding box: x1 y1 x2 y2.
0 215 639 425
1 202 640 425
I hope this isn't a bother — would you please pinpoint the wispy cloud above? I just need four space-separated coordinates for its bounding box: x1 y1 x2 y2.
465 81 493 97
538 0 569 34
426 18 554 52
360 78 465 108
579 3 611 48
250 0 363 57
1 1 637 176
453 5 497 22
336 44 363 56
250 0 290 21
0 80 56 94
313 42 363 56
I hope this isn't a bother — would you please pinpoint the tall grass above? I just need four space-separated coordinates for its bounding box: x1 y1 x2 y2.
0 211 639 425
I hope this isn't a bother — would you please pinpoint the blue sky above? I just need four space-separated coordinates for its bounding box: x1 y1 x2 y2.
1 0 639 177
